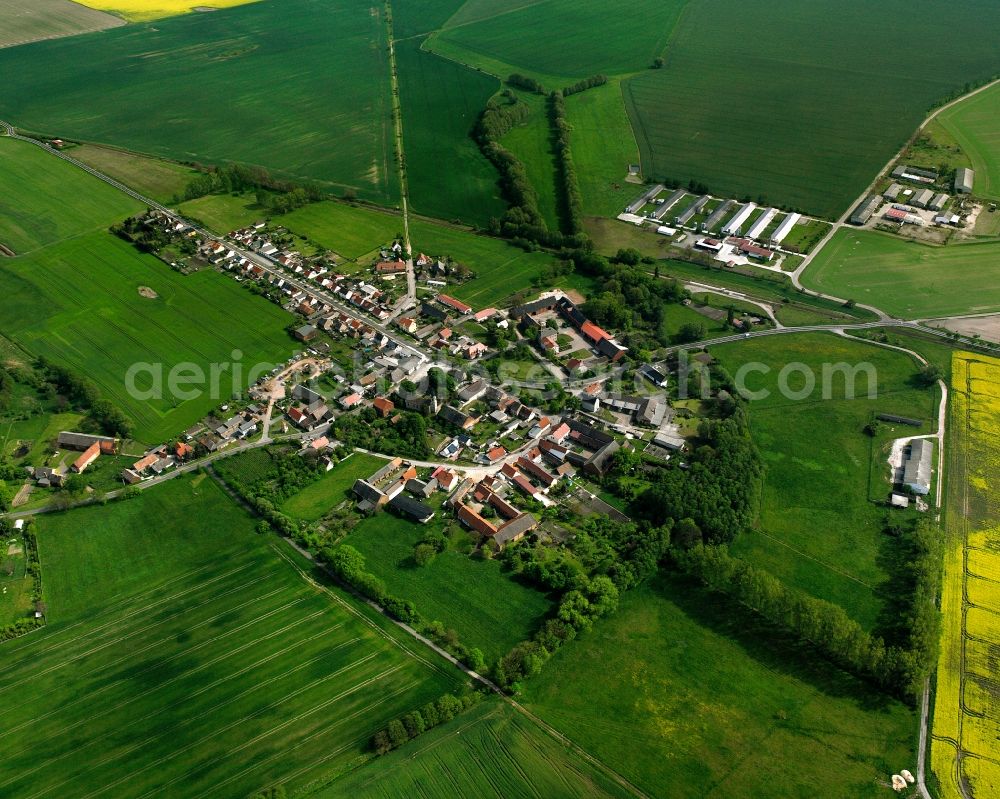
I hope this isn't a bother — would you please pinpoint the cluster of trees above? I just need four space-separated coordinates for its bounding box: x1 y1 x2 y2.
561 74 607 96
897 520 943 694
672 545 928 700
371 692 483 754
333 410 429 459
36 358 132 437
548 92 584 236
507 73 544 94
111 215 180 255
180 163 323 209
638 408 762 545
322 543 419 624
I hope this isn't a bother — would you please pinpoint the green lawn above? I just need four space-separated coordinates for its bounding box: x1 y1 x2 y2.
342 511 553 663
0 0 122 48
624 0 1000 219
521 574 918 799
69 143 199 204
936 80 1000 202
0 475 459 798
281 453 387 522
0 0 397 202
712 333 939 630
315 699 631 798
397 37 504 227
800 229 1000 318
0 138 142 254
0 231 297 443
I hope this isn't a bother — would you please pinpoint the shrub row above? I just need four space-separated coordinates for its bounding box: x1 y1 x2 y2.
507 73 544 94
561 74 607 96
372 691 483 754
548 92 583 236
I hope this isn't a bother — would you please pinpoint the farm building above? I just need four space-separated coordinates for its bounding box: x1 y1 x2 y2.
729 238 776 262
911 189 934 209
849 195 881 225
652 188 686 220
723 202 756 236
883 207 923 225
625 183 665 214
702 199 735 232
388 494 435 524
770 212 801 245
71 442 101 474
954 167 975 194
902 438 933 495
57 431 117 453
294 325 318 342
675 195 710 227
929 193 949 211
883 183 903 200
745 208 777 241
892 164 937 183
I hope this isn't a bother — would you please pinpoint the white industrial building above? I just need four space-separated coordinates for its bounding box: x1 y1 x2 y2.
770 213 801 245
723 202 756 236
745 207 777 241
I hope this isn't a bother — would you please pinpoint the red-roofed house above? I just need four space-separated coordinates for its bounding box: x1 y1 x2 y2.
580 320 611 344
437 294 472 315
72 442 100 474
373 397 395 418
430 466 457 490
376 259 407 274
512 474 538 497
396 317 417 334
133 453 158 472
473 308 499 322
457 503 498 536
310 436 330 450
486 445 507 463
550 422 570 443
339 393 362 410
288 406 307 427
175 442 194 460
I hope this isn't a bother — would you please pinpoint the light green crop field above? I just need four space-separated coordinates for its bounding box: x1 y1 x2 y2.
342 511 553 663
281 453 387 522
428 0 686 84
801 229 1000 318
521 574 918 799
408 218 561 308
69 144 199 204
315 699 631 798
0 0 123 48
396 37 504 228
712 333 939 630
0 231 296 443
0 138 142 254
0 476 459 799
935 81 1000 202
625 0 1000 219
0 0 397 203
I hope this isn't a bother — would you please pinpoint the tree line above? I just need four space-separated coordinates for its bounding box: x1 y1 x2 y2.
371 691 483 754
548 91 584 236
179 162 323 216
507 73 544 94
561 74 607 96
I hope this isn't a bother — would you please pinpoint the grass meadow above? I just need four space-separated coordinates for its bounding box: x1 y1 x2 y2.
0 231 296 443
342 511 553 664
0 138 142 254
931 352 1000 798
0 0 397 203
624 0 1000 219
500 92 560 230
280 453 387 522
934 81 1000 202
0 0 123 48
521 574 918 799
396 37 504 228
69 144 199 204
801 229 1000 318
713 333 940 631
0 476 459 798
315 699 631 798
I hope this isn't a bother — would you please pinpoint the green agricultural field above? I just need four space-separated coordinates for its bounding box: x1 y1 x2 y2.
281 453 387 522
934 81 1000 202
0 138 142 254
396 37 504 227
521 574 918 799
0 476 459 798
177 193 264 235
800 229 1000 318
280 202 404 261
69 144 199 204
390 0 463 39
0 231 296 443
315 699 631 798
0 0 397 202
407 219 562 308
428 0 686 84
0 0 123 48
625 0 1000 219
342 511 553 663
712 333 940 630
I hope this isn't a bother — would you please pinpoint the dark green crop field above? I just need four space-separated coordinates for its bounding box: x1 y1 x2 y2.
0 0 397 202
428 0 686 83
0 139 142 254
396 36 504 227
0 231 296 443
0 476 458 799
625 0 1000 219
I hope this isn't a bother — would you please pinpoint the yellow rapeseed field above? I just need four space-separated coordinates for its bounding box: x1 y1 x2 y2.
931 352 1000 798
76 0 260 22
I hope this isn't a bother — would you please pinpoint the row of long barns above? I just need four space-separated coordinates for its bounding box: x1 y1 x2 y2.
630 188 803 246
